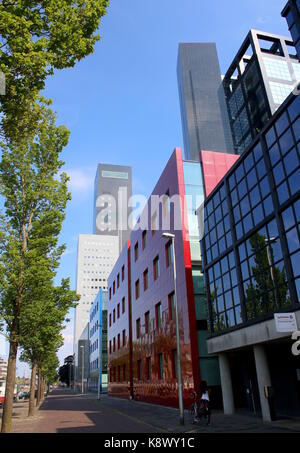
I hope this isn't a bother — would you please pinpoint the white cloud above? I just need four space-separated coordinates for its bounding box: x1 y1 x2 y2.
66 168 95 193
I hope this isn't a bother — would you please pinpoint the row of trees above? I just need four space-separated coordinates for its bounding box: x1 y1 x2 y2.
0 0 109 432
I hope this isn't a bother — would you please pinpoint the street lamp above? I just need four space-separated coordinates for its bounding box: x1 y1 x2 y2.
80 346 84 395
162 232 184 425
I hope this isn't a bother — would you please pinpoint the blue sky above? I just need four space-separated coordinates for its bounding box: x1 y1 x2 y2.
2 0 290 375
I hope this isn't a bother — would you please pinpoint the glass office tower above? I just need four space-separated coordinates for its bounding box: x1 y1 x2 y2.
282 0 300 59
223 30 300 155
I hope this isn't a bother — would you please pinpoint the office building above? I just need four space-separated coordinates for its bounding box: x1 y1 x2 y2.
74 234 119 371
223 29 300 155
107 148 224 408
200 92 300 420
93 164 132 251
89 289 108 392
282 0 300 59
76 324 90 392
177 43 234 162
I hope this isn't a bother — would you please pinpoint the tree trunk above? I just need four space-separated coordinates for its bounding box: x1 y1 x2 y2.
41 378 44 402
36 368 41 407
28 361 37 417
1 340 18 433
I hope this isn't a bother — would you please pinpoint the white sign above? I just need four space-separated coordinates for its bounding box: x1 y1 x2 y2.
274 313 298 333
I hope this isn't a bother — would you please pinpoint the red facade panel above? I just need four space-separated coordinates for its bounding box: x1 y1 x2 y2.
201 150 240 197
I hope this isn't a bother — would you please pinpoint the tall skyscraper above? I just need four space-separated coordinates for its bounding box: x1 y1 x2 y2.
177 43 234 162
282 0 300 60
223 29 300 154
93 164 132 252
74 234 119 369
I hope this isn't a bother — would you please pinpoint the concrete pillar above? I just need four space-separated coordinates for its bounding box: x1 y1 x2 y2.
253 344 272 422
219 353 235 415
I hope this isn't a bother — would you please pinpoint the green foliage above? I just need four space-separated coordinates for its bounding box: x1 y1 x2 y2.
0 0 109 143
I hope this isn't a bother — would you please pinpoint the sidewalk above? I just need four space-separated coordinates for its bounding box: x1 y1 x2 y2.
87 392 300 433
0 399 42 433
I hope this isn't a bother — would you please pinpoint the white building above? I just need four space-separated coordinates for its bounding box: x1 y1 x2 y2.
0 357 7 381
74 234 119 368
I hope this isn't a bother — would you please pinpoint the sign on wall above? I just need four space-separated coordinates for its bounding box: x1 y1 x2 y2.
274 313 298 333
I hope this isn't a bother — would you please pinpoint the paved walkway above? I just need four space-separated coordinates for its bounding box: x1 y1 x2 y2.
2 389 300 433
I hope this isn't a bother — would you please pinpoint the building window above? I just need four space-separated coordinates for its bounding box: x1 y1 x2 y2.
122 297 125 314
135 279 140 300
136 318 141 339
123 364 126 381
145 311 150 334
134 242 139 262
155 302 162 330
153 255 160 281
143 269 149 291
113 337 116 352
109 340 112 354
122 265 125 281
146 357 152 381
117 273 120 288
109 313 112 327
117 366 121 383
109 287 111 300
113 309 115 323
117 303 120 319
117 333 120 350
113 281 115 295
172 349 177 379
137 360 142 381
158 353 164 380
168 292 175 321
122 329 126 347
142 230 147 250
165 240 173 268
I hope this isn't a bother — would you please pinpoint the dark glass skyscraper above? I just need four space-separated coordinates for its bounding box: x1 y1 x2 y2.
177 43 234 162
223 30 300 155
282 0 300 59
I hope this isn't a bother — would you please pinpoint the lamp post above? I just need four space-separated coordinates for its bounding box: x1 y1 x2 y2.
162 232 184 425
80 346 84 395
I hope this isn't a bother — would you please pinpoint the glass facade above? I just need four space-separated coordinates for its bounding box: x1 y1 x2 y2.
224 30 300 155
202 93 300 335
283 0 300 59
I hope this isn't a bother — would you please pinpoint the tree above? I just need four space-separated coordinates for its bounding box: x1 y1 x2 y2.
20 279 78 416
0 100 72 432
0 0 109 143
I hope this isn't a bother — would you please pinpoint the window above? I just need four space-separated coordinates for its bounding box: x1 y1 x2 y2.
117 274 120 288
113 281 115 295
122 329 126 347
109 313 112 327
158 353 164 380
165 240 173 268
117 333 120 350
153 255 160 281
109 340 112 354
145 311 150 334
168 292 175 321
146 357 152 381
142 230 147 250
143 269 149 291
172 349 177 379
122 297 125 314
109 287 111 300
123 364 126 381
113 337 116 352
135 280 140 300
134 242 139 262
136 318 141 339
137 360 142 381
155 303 162 330
117 366 121 383
117 303 120 319
122 265 125 281
113 309 115 323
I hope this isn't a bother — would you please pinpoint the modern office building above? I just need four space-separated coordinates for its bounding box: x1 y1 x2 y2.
93 164 132 252
74 234 119 372
107 148 225 408
177 43 234 162
0 357 7 381
89 289 108 393
200 92 300 421
282 0 300 59
76 324 90 392
223 29 300 155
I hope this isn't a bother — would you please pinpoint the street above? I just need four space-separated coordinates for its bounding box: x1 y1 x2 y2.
2 388 300 433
